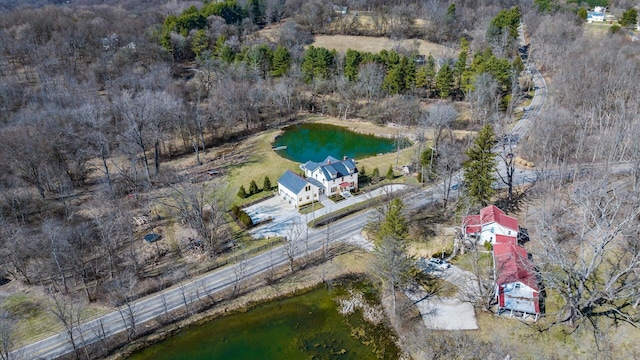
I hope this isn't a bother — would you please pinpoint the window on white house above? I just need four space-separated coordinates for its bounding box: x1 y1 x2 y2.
515 283 521 289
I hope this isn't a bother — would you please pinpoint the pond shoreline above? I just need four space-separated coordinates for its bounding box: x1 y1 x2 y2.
108 248 395 360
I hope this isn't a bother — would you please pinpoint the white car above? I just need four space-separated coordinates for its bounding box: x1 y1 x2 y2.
427 258 450 270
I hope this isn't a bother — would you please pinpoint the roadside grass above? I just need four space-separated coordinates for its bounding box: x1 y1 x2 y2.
3 292 111 348
298 201 324 215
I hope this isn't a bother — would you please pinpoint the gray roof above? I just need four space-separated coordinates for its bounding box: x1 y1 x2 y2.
306 177 324 188
278 170 316 194
302 156 358 181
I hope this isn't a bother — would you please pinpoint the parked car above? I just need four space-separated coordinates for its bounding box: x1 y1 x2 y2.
427 258 450 270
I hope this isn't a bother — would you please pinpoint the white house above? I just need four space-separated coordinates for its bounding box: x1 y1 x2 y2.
464 205 519 245
493 242 540 318
300 156 358 196
587 11 605 22
277 170 321 208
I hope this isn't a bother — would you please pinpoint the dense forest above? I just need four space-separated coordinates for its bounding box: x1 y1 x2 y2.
0 0 640 358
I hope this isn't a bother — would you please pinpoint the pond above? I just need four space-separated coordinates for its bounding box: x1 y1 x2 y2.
128 283 399 360
273 123 410 163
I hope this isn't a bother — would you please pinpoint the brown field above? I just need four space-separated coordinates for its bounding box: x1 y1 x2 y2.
312 35 456 58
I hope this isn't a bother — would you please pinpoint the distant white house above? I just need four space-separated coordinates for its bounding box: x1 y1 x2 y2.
277 170 321 208
587 11 605 22
300 156 358 196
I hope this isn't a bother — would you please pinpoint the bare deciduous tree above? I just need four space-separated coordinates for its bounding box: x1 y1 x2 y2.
163 179 228 258
533 176 640 330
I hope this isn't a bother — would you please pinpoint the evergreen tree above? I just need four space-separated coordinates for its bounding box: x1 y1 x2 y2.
245 44 273 78
486 6 521 54
453 38 469 96
383 66 404 94
512 56 525 74
436 62 454 98
373 198 413 314
238 185 248 198
212 35 226 57
462 124 497 207
263 176 272 191
403 56 416 90
415 66 428 89
377 198 409 242
372 167 380 181
446 3 457 23
301 46 336 82
424 54 437 93
386 165 395 180
219 45 236 63
620 8 638 27
577 7 588 20
190 29 211 58
344 49 363 81
248 0 266 26
420 148 437 180
249 180 259 195
270 45 291 77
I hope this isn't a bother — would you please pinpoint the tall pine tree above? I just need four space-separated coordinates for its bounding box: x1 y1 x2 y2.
271 45 291 77
436 62 454 98
462 124 497 207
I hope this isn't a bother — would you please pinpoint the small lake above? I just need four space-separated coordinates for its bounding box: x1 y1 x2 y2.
273 123 410 163
128 283 400 360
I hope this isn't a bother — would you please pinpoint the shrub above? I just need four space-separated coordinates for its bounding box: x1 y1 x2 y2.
484 241 493 251
249 180 259 195
263 176 272 191
239 211 253 227
372 167 380 181
237 185 247 198
610 24 621 34
231 204 240 217
386 165 394 180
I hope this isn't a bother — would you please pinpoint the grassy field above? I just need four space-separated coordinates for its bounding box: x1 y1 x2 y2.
311 35 456 58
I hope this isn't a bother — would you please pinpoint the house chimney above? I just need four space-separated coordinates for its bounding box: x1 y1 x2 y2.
343 155 348 161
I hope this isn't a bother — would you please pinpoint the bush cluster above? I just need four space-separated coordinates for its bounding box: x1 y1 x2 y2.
231 205 253 228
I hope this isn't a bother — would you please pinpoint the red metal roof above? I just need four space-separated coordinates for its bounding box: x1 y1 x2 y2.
463 215 481 234
493 243 538 291
480 205 518 231
495 234 517 245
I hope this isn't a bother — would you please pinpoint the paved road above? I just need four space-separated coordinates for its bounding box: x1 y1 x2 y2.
14 26 550 360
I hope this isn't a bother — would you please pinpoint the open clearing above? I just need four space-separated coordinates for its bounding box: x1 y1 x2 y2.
311 35 456 58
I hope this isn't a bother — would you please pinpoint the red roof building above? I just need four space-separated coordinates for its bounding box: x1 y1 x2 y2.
480 205 519 232
493 243 540 317
463 205 519 244
494 234 517 245
463 214 481 235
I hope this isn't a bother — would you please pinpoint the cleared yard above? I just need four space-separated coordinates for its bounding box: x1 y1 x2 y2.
312 35 456 58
